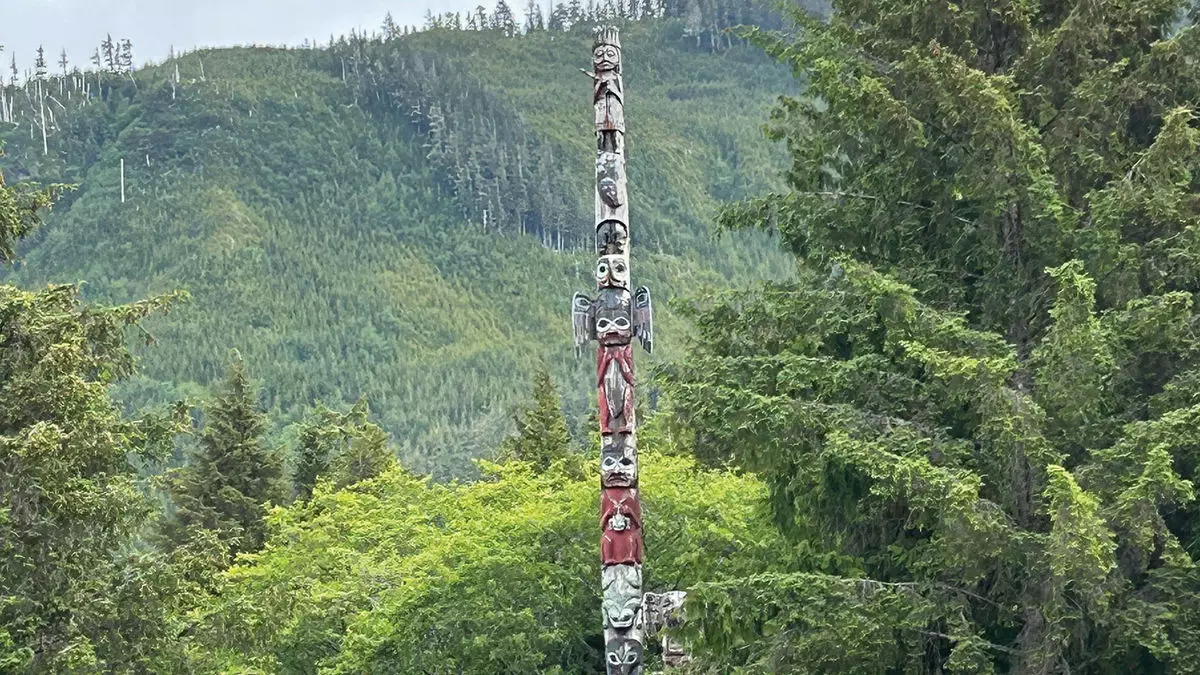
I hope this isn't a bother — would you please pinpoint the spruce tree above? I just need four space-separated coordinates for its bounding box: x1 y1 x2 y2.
160 352 283 557
1 159 190 671
498 370 572 472
293 397 395 500
668 1 1200 671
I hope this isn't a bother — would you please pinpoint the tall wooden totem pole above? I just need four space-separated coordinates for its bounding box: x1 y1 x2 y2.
572 26 684 675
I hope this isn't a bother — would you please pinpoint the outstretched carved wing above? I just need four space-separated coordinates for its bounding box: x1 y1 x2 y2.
572 292 595 359
633 286 652 354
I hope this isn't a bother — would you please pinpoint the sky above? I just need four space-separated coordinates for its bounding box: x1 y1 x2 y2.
1 0 543 74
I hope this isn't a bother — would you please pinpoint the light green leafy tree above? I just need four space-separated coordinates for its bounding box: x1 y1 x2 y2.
180 450 790 673
665 1 1200 671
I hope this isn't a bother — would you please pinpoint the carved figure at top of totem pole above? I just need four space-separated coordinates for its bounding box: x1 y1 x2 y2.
605 638 644 675
601 435 637 487
596 254 630 290
590 28 625 136
597 221 630 256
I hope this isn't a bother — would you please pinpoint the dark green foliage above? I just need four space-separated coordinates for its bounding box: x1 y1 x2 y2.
1 20 795 479
666 1 1200 671
0 168 54 263
498 369 573 471
292 396 396 500
0 159 197 671
159 352 284 557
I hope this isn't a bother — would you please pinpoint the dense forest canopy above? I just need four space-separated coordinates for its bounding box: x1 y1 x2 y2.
667 0 1200 671
1 0 1199 672
1 11 799 478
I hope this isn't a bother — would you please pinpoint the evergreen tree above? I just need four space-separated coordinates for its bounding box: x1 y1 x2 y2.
493 0 518 36
497 370 572 472
159 352 284 557
293 397 395 500
381 12 400 40
548 2 569 31
1 160 191 671
101 34 116 72
669 1 1200 671
524 0 545 32
119 39 133 71
34 46 47 79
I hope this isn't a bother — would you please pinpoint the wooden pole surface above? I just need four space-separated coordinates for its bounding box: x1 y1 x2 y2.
572 26 665 675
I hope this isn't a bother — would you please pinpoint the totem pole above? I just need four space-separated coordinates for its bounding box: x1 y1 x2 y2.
572 26 654 675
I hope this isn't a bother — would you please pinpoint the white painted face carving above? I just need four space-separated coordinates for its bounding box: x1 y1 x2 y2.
596 255 630 289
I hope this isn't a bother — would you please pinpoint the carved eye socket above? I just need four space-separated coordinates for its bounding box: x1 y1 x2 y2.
614 317 630 330
597 262 609 277
607 653 621 665
625 652 639 663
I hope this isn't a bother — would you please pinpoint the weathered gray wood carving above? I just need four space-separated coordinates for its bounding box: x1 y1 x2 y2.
572 26 653 674
643 591 691 668
573 27 688 673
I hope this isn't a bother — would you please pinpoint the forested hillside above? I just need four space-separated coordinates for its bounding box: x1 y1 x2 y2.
6 0 1199 673
0 17 794 477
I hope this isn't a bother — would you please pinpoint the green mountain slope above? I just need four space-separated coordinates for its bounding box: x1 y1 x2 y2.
1 21 794 477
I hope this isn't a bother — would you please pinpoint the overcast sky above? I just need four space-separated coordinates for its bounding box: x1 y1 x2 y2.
1 1 543 73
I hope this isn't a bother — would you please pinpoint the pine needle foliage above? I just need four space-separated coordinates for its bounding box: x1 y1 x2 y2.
292 396 396 500
1 152 196 671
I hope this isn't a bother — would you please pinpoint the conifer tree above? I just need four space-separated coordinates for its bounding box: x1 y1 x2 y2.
382 12 400 40
293 397 395 500
493 0 518 36
159 352 283 557
669 0 1200 671
1 160 190 671
524 0 545 32
497 370 572 472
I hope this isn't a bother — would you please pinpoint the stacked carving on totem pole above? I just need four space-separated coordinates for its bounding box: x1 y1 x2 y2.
571 26 659 675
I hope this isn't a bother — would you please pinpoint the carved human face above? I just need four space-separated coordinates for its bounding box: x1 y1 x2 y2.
601 437 637 487
605 638 644 675
597 221 629 256
595 289 633 345
594 44 620 72
596 255 630 290
601 564 642 629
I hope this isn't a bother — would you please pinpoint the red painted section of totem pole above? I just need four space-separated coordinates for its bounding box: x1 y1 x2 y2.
601 487 643 565
598 344 635 435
